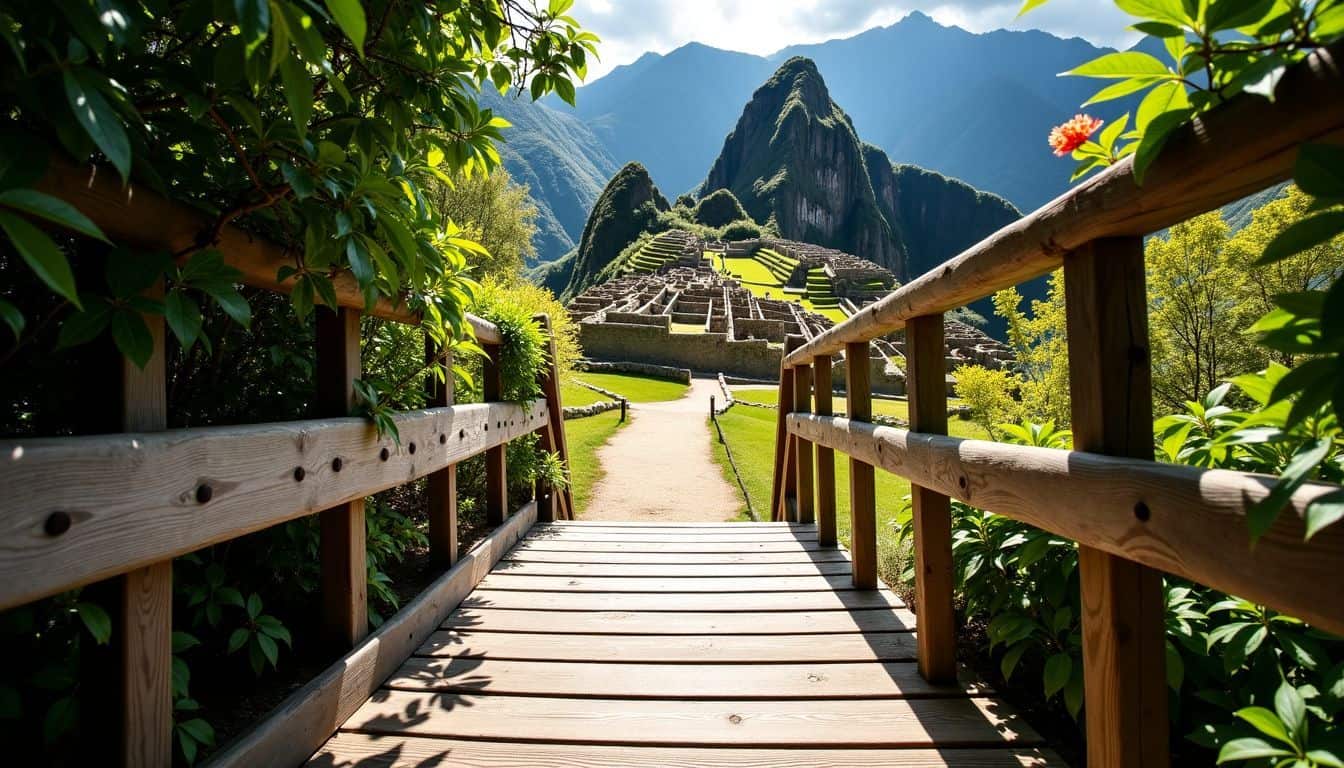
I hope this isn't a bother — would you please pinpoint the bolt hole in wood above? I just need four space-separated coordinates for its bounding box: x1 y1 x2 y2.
459 429 465 439
44 511 71 536
195 484 213 504
439 434 447 444
408 442 417 455
379 447 390 462
332 457 343 472
293 466 306 482
1134 501 1151 522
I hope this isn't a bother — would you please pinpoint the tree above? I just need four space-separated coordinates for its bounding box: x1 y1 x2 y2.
430 169 540 278
952 365 1019 440
992 273 1070 426
1146 212 1264 411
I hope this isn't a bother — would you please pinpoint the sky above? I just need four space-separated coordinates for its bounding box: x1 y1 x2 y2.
570 0 1138 81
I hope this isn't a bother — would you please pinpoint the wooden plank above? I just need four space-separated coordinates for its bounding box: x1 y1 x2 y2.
316 307 368 647
782 40 1344 367
313 733 1063 767
426 340 457 566
476 573 861 593
339 693 1040 747
512 539 829 553
502 549 854 565
786 414 1344 636
539 521 809 528
792 363 815 524
534 313 575 519
1064 238 1168 768
814 354 837 546
461 589 904 613
769 347 797 521
846 341 877 589
905 314 956 685
489 560 854 577
203 503 537 768
35 161 502 342
417 629 917 662
482 342 507 527
524 530 821 542
385 657 978 698
442 607 915 634
0 399 547 611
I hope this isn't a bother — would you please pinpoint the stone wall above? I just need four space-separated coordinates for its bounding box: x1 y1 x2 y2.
576 359 692 384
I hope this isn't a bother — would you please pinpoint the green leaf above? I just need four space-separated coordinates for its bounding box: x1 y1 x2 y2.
553 76 576 106
1257 211 1344 265
1274 682 1306 739
234 0 271 57
43 696 77 745
0 298 23 339
256 632 279 667
63 70 131 183
226 627 249 654
1136 79 1190 131
204 285 252 328
172 631 200 653
0 189 108 242
246 592 262 619
179 717 214 746
164 290 202 349
1083 77 1164 106
1017 0 1052 16
1000 641 1031 680
1247 438 1332 540
325 0 366 56
279 54 313 134
1065 51 1169 79
1235 706 1294 745
1207 0 1275 31
1295 144 1344 199
346 236 373 285
1306 490 1344 540
1217 737 1295 762
277 3 326 64
0 211 80 307
76 602 111 644
1115 0 1190 25
57 300 111 348
1133 107 1191 185
110 309 154 369
1043 652 1072 698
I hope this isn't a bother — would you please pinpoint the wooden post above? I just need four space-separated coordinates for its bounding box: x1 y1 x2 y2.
118 280 172 768
620 398 627 422
316 307 367 647
792 362 815 525
770 336 803 522
483 342 508 526
846 341 877 589
425 336 458 566
533 314 575 521
813 355 836 547
906 314 957 684
1064 238 1169 768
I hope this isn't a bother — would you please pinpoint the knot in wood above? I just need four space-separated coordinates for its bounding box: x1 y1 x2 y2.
44 511 71 537
195 484 213 504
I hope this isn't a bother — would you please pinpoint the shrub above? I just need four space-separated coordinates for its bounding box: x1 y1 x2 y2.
694 189 751 228
718 219 763 241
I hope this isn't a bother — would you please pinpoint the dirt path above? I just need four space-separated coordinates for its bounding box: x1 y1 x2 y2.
581 378 741 521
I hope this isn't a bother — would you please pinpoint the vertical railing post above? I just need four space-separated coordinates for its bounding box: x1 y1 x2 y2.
1064 238 1169 768
813 354 836 547
316 307 367 647
117 279 172 768
846 341 877 589
770 336 802 521
791 361 815 525
533 313 574 521
425 336 458 566
906 314 957 684
483 341 508 526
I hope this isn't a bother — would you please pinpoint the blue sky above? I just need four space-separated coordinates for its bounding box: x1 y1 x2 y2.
571 1 1138 81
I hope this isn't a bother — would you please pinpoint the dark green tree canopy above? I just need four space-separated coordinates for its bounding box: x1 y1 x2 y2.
693 188 750 228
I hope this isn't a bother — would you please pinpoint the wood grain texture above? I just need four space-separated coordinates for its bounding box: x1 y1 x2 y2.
440 608 916 635
426 342 457 566
415 630 918 663
782 41 1344 367
814 354 838 546
524 529 821 542
511 539 829 553
384 657 975 698
311 734 1062 767
772 336 803 520
339 692 1040 747
482 343 507 527
539 521 810 529
475 573 861 593
786 414 1344 636
0 400 548 611
502 548 854 564
460 588 905 613
792 363 815 525
35 161 501 342
535 314 575 519
846 341 877 590
203 503 537 768
1064 239 1168 768
905 314 956 685
489 560 852 577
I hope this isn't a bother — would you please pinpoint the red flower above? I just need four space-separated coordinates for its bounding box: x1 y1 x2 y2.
1049 114 1104 156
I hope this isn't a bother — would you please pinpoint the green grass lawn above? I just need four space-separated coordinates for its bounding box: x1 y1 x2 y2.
560 381 611 408
730 388 988 439
574 371 689 403
563 409 626 513
709 405 913 586
717 256 849 323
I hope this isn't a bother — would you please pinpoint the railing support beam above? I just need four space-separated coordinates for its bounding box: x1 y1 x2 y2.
316 307 368 648
426 337 458 566
791 363 815 525
907 314 957 684
1064 238 1169 768
483 342 508 526
846 341 877 589
813 354 837 547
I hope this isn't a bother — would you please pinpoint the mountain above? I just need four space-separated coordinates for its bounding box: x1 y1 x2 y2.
480 89 618 263
701 57 906 273
562 162 670 297
566 12 1124 216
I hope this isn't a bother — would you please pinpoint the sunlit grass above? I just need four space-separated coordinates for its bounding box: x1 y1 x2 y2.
574 371 689 402
563 409 627 512
729 387 989 439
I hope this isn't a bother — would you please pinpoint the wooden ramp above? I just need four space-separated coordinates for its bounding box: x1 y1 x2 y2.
307 521 1061 767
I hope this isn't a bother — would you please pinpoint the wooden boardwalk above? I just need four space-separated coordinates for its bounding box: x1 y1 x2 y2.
308 521 1060 767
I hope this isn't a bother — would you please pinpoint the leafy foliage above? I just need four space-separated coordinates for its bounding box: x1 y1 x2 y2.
693 189 752 228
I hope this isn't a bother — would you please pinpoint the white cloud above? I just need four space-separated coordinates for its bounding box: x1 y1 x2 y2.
570 0 1138 82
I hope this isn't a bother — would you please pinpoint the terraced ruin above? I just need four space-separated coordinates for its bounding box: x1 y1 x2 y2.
567 233 1013 390
623 230 701 274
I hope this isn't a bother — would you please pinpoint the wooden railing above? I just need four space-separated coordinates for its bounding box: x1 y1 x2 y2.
0 169 574 766
769 42 1344 768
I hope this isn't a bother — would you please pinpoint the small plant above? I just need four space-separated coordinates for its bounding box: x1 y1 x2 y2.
226 594 292 676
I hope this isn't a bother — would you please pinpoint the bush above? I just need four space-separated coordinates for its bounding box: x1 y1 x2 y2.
718 219 763 241
694 189 751 228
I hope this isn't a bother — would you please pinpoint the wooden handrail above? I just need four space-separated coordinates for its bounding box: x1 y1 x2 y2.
33 161 503 344
787 414 1344 637
783 41 1344 368
0 400 548 611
